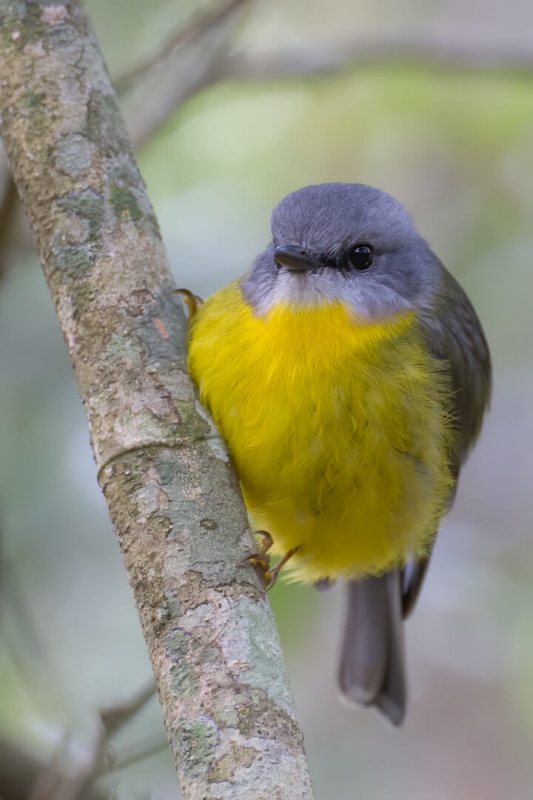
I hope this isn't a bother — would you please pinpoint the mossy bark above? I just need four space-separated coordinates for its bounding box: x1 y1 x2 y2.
0 3 314 798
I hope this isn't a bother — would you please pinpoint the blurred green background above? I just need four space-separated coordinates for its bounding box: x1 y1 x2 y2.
2 0 533 797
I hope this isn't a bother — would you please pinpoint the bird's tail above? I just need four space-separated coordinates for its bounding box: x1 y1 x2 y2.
338 570 406 726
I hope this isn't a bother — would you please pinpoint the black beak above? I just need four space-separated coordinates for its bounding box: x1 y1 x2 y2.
274 245 315 272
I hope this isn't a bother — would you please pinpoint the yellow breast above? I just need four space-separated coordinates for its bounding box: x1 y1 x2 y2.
188 280 453 582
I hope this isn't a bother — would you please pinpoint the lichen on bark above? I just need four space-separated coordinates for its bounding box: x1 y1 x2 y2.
0 2 314 798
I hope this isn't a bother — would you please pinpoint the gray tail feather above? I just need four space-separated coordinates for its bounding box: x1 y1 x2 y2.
338 570 407 726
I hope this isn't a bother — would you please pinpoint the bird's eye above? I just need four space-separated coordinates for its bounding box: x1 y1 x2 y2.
348 244 373 271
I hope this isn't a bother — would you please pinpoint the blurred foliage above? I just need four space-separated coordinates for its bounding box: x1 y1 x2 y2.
1 0 533 798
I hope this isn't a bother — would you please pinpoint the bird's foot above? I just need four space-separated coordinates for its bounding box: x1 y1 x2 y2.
239 532 299 590
171 288 204 324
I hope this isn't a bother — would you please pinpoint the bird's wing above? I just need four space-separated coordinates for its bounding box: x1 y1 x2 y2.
401 266 492 618
422 266 492 476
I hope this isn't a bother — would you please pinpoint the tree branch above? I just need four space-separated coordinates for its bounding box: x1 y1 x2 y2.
124 31 533 145
3 26 533 268
27 724 107 800
0 735 108 800
220 33 533 82
99 680 157 738
0 3 313 799
105 734 169 775
122 0 250 151
0 145 30 280
124 28 533 150
0 172 18 278
114 0 249 97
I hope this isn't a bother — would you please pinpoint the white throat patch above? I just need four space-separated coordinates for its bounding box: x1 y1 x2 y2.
253 270 345 316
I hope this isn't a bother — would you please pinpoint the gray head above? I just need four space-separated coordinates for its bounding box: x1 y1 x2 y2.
242 183 445 320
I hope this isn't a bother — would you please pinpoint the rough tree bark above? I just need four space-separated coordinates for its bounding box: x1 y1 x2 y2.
0 2 314 798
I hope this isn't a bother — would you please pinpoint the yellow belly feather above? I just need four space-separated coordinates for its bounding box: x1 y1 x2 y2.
188 280 453 582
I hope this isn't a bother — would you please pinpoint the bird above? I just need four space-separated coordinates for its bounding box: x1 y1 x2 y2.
184 183 491 726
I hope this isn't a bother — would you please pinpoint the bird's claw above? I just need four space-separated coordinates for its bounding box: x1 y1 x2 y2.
238 530 276 589
238 533 298 591
238 551 280 591
170 288 204 323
